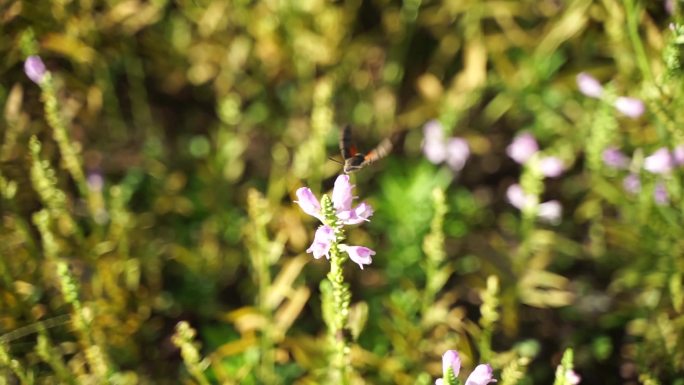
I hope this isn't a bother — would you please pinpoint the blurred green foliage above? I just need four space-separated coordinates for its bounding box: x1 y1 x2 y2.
1 0 684 384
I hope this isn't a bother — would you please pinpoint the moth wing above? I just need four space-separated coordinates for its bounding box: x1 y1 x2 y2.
362 129 407 165
339 125 358 160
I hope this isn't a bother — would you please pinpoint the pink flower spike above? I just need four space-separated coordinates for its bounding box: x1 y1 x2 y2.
306 225 336 259
644 148 673 174
614 97 645 118
566 370 581 385
442 350 461 377
539 156 565 178
576 72 604 98
423 120 447 164
537 200 562 225
506 184 529 210
295 187 322 219
340 245 375 269
506 132 539 164
672 145 684 166
602 147 629 169
445 137 470 172
465 364 497 385
24 56 47 84
332 174 354 212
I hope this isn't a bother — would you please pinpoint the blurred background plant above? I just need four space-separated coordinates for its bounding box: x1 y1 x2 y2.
1 0 684 384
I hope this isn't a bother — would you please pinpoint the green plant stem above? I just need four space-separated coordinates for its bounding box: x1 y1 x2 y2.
623 0 655 84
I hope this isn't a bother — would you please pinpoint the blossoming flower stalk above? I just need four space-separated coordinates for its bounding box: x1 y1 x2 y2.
295 175 375 383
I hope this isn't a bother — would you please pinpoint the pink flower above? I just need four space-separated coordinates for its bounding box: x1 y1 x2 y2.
295 187 324 221
614 97 645 118
423 120 470 171
339 245 375 269
654 182 669 205
537 200 562 225
332 174 355 213
566 370 581 385
623 174 641 194
506 184 529 210
465 364 497 385
306 225 336 259
576 72 604 98
507 184 562 224
423 120 447 164
602 147 629 169
442 350 461 377
506 132 538 164
435 350 496 385
644 148 673 174
445 138 470 172
24 56 47 84
539 156 565 178
672 145 684 166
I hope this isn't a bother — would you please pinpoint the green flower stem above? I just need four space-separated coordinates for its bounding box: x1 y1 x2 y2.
320 195 351 384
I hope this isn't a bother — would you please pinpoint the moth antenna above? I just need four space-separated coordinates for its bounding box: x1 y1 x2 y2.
328 156 343 165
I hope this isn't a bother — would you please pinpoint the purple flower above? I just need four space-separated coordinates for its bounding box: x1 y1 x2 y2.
566 370 581 385
506 132 538 164
339 245 375 269
24 56 47 84
539 156 565 178
465 364 497 385
306 225 336 259
576 72 604 98
424 120 447 164
672 145 684 166
423 120 470 171
295 175 373 225
623 174 641 194
602 147 629 169
445 138 470 172
644 148 673 174
614 97 645 118
654 182 669 205
87 172 104 192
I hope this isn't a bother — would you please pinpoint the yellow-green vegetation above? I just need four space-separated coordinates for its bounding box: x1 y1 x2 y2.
1 0 684 384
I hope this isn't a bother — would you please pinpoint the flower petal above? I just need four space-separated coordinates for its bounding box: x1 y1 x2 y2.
339 245 375 269
566 370 581 385
435 379 444 385
654 182 669 206
332 174 354 212
465 364 497 385
306 225 335 259
537 200 562 225
442 350 461 378
672 145 684 166
445 137 470 171
602 147 629 169
614 97 645 118
644 148 673 174
506 132 539 164
506 184 529 210
340 202 374 225
576 72 604 98
295 187 322 219
24 56 47 84
623 174 641 195
539 156 564 178
423 120 447 164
